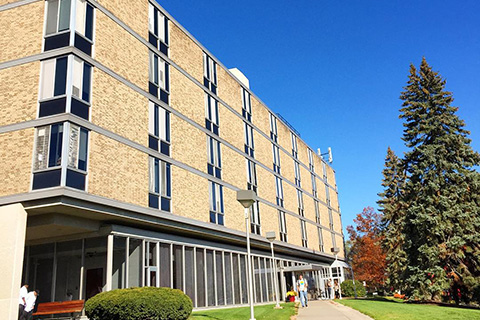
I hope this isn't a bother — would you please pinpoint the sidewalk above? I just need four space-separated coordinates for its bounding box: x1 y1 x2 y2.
297 300 373 320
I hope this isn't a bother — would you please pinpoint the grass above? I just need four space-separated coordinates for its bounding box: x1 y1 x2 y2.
337 297 480 320
189 302 297 320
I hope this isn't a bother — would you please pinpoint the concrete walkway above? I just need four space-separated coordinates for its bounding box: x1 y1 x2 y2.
297 300 373 320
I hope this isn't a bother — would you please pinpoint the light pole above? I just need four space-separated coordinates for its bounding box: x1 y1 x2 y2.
237 190 257 320
266 231 282 309
331 247 342 299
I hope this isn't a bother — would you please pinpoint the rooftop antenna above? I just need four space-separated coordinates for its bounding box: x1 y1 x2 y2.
318 147 333 163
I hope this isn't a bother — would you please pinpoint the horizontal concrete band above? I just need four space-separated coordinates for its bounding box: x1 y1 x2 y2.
0 110 343 239
0 46 343 236
5 187 340 263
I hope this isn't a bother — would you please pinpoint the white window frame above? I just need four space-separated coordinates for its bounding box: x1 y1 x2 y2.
272 144 281 174
149 101 169 142
149 156 169 198
148 2 166 43
241 88 252 122
205 94 219 127
149 51 167 90
45 0 71 36
291 132 298 158
207 137 222 171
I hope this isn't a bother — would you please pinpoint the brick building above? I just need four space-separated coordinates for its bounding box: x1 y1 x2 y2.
0 0 347 316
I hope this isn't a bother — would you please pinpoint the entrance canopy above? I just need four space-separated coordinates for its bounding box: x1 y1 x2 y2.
331 260 350 269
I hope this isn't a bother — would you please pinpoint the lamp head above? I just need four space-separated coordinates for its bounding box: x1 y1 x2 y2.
236 189 257 208
266 231 276 242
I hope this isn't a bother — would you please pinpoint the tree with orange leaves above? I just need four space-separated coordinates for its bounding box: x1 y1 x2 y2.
347 207 386 291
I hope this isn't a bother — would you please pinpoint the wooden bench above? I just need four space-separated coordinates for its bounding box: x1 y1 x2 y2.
33 300 85 318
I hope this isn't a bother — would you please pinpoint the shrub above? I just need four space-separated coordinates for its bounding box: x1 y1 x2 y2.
85 287 193 320
340 280 366 297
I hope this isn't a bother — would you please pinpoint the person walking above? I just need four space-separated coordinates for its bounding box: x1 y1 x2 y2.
296 275 308 308
18 284 28 319
326 279 332 299
21 290 39 320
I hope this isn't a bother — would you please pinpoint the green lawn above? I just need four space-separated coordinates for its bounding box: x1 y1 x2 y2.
189 302 297 320
337 298 480 320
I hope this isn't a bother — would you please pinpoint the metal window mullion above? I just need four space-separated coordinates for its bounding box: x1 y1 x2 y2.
222 251 226 305
51 242 57 302
106 234 114 291
213 250 217 306
193 247 197 308
230 252 235 305
182 245 185 291
141 240 145 287
79 239 85 300
60 121 71 186
170 243 173 288
264 257 269 302
156 242 160 287
68 0 77 45
252 256 257 303
204 248 207 307
238 254 243 304
125 237 129 288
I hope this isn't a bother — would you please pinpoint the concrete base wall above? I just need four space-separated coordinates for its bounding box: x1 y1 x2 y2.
0 203 27 320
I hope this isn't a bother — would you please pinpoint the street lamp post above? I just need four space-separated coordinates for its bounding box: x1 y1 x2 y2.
331 247 342 300
266 231 282 309
237 190 257 320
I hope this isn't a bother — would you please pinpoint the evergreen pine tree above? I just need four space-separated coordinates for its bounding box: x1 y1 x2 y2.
399 58 480 301
378 147 407 292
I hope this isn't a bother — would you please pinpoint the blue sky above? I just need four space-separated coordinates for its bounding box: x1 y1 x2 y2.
158 0 480 233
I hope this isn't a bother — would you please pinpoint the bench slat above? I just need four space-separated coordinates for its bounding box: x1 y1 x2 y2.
33 300 84 316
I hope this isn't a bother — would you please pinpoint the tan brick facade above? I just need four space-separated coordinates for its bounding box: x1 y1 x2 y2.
280 149 295 186
253 131 271 169
332 211 343 234
88 132 148 207
169 23 204 84
283 182 298 215
285 214 302 247
0 1 44 63
219 102 244 151
171 165 210 222
217 67 242 114
326 165 336 187
221 144 246 188
303 194 316 223
251 96 270 136
169 67 205 126
259 202 278 238
306 222 320 252
330 189 339 211
95 10 148 91
170 115 208 173
223 187 244 233
256 166 276 205
0 129 34 197
91 69 149 146
96 0 148 40
0 61 40 127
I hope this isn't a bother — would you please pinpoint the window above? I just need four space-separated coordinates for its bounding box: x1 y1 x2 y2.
209 182 224 225
297 189 304 217
311 174 317 197
75 0 94 41
40 57 68 100
33 122 89 190
250 202 261 235
207 137 221 179
148 101 170 155
291 132 298 159
205 94 219 135
269 113 278 143
148 2 168 55
272 144 281 174
318 227 324 252
314 200 320 224
279 210 287 242
149 51 169 103
275 177 283 207
45 0 71 36
246 160 257 192
244 123 254 157
148 157 171 211
328 208 334 230
34 123 64 171
67 124 88 171
300 220 308 248
242 88 252 122
203 53 217 94
72 56 92 103
308 148 315 172
294 161 301 187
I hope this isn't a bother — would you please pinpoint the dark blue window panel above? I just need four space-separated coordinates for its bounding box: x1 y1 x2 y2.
207 164 214 176
165 65 169 92
32 169 61 190
82 64 91 102
160 141 169 156
71 98 89 120
39 97 66 117
212 124 219 136
161 197 170 212
54 57 68 96
85 4 94 40
74 34 92 55
160 89 168 104
149 82 158 97
153 104 159 136
149 135 159 151
44 32 70 51
78 128 88 171
215 168 221 179
48 124 63 167
66 169 86 190
204 78 209 88
153 8 158 34
211 85 217 95
149 193 159 209
164 18 169 44
160 42 168 55
217 214 224 226
166 163 171 197
210 212 216 223
205 119 211 131
165 111 170 142
149 32 158 47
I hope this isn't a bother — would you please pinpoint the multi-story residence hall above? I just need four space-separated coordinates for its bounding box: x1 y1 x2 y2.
0 0 348 316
